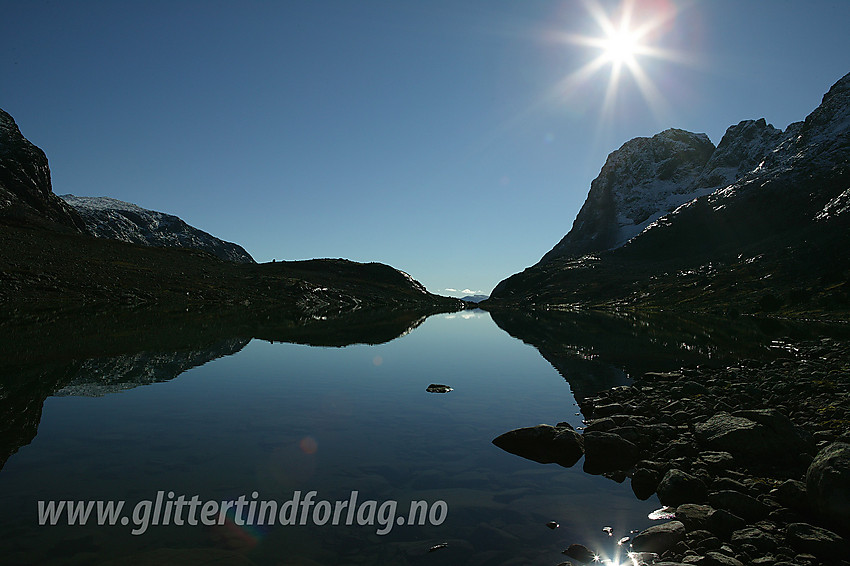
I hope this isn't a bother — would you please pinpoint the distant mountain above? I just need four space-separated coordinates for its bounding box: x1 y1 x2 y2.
61 194 255 264
0 109 86 231
0 107 462 315
490 71 850 316
461 294 489 303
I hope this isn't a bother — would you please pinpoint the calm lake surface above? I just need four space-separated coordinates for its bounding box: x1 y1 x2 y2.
0 308 844 565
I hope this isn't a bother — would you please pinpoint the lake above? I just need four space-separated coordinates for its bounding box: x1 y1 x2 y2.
0 308 843 565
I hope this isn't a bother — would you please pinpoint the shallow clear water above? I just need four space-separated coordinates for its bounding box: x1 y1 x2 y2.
4 308 843 565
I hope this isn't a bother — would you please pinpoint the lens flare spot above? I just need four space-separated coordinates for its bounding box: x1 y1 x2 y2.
299 436 318 454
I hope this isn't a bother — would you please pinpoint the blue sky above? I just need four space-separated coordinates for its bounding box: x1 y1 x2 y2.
2 1 849 297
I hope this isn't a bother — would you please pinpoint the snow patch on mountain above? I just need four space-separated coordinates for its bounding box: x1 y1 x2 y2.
542 128 715 261
61 194 255 264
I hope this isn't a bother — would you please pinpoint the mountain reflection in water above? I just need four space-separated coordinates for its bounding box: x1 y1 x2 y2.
0 306 847 565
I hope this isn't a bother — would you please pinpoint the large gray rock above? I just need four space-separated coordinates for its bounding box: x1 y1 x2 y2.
657 469 708 507
582 431 640 474
492 424 584 468
730 527 778 553
694 410 809 467
631 521 686 554
675 503 714 531
785 522 845 559
805 442 850 533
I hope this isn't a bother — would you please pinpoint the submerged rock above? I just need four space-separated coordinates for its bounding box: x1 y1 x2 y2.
492 424 584 467
562 543 596 563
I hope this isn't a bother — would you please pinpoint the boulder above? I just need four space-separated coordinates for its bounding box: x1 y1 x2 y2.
688 552 745 566
785 522 845 559
631 521 686 554
708 490 770 522
706 508 746 540
582 431 639 474
772 479 809 514
694 410 809 467
805 442 850 533
657 469 708 507
492 424 584 468
730 527 778 553
632 467 660 500
675 504 714 531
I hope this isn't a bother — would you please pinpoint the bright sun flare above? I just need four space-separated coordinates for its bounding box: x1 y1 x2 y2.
601 26 641 64
554 0 683 122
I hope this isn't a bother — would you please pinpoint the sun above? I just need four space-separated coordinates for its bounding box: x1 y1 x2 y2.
552 0 683 121
601 26 641 65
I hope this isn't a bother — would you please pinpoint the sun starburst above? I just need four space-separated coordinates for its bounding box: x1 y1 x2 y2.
553 0 684 122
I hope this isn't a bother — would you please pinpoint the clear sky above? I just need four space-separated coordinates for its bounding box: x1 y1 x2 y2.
2 1 849 297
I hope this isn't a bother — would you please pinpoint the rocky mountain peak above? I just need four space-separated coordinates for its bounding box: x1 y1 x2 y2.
0 109 86 231
541 128 715 262
691 118 786 192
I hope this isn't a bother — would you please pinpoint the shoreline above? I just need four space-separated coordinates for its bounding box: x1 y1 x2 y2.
572 337 850 565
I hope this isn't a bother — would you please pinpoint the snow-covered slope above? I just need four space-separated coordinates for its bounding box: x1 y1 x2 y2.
61 194 255 264
541 116 800 263
542 129 715 262
641 71 850 239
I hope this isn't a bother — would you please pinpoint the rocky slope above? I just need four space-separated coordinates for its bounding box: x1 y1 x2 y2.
0 109 86 231
493 337 850 565
61 194 255 263
490 71 850 316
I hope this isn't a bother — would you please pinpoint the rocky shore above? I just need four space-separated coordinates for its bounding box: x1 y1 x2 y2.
495 338 850 565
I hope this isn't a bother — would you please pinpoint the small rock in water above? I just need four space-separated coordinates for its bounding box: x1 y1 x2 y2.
428 542 448 552
426 384 453 393
546 521 560 529
617 536 630 545
562 543 596 563
602 526 613 536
